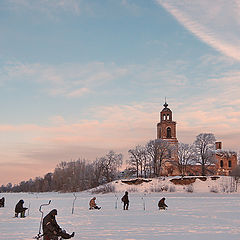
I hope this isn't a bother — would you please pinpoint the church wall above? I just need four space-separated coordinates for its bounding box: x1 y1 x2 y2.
215 152 237 176
156 102 238 177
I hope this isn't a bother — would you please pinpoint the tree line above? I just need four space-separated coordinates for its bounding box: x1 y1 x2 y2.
0 150 123 193
127 133 238 177
0 133 238 193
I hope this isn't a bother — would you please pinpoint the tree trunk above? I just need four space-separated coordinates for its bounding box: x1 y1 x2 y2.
201 164 205 176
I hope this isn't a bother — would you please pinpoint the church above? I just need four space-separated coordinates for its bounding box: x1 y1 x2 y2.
156 101 238 176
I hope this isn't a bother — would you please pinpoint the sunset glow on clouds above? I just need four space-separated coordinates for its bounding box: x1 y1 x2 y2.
0 0 240 184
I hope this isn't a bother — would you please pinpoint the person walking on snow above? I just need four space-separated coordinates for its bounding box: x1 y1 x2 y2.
89 197 101 210
14 199 28 218
158 197 168 210
121 191 129 210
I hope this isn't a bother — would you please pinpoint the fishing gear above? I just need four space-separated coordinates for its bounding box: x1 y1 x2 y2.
34 200 51 240
27 202 31 216
141 194 146 211
71 193 77 214
114 194 118 209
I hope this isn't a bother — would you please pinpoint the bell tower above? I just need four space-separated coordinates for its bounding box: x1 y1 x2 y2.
157 101 177 143
157 100 179 175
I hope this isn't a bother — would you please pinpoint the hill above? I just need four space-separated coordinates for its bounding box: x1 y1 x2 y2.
90 176 238 194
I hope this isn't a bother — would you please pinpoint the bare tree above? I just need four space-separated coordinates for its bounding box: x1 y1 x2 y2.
128 145 146 178
43 173 53 192
141 146 151 178
92 157 105 185
100 150 123 182
238 151 240 165
193 133 216 176
128 146 140 178
1 150 124 192
128 143 164 178
146 139 173 177
230 165 240 191
146 140 158 177
178 143 195 176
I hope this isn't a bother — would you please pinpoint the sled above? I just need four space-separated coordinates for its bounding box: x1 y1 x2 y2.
34 235 64 240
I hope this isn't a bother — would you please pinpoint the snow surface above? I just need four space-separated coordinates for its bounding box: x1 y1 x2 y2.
98 176 237 194
1 177 240 240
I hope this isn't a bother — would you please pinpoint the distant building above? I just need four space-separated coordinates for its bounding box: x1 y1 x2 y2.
214 142 237 176
156 101 237 176
156 101 180 176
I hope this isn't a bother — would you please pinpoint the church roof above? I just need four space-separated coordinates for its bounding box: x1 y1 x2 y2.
161 107 172 112
161 101 172 112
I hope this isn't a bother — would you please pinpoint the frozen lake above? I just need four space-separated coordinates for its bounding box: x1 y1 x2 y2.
0 192 240 240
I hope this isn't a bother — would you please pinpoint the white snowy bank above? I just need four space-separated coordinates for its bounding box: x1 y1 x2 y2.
90 176 238 194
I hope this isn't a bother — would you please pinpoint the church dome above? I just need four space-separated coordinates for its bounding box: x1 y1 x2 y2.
161 101 172 112
161 107 172 112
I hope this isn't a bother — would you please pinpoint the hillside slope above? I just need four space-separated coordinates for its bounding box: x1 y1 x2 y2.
90 176 239 194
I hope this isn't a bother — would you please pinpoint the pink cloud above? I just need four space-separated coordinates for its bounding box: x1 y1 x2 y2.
1 101 240 185
66 87 90 97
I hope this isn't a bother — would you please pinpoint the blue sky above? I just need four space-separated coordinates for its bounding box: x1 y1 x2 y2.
0 0 240 184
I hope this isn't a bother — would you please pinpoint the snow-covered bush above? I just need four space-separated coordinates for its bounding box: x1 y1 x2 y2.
169 186 176 192
220 182 234 193
150 186 163 192
127 187 138 192
210 186 218 193
149 184 170 192
186 185 194 193
162 185 169 191
91 184 115 194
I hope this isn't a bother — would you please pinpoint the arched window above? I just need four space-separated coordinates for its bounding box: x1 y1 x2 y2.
228 160 232 168
163 114 166 120
167 114 170 120
220 160 223 168
167 127 171 138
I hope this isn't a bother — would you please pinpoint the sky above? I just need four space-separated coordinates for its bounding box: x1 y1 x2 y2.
0 0 240 185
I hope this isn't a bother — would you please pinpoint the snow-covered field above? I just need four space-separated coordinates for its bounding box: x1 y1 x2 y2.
1 190 240 240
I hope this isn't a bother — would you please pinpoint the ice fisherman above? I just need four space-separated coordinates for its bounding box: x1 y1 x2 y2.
121 191 129 210
158 197 168 210
0 197 5 207
89 197 101 210
14 199 28 218
42 209 75 240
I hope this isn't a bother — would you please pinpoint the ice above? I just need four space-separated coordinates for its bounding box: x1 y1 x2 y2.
1 190 240 240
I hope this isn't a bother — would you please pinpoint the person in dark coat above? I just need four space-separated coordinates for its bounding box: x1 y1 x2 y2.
15 199 28 217
0 197 5 207
121 191 129 210
158 197 168 210
43 209 75 240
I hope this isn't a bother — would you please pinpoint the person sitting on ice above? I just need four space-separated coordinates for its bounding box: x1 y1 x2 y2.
121 191 129 210
89 197 101 210
0 197 5 207
43 209 75 240
158 197 168 210
14 199 28 218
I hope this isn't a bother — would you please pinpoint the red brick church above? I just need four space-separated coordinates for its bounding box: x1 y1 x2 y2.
156 101 237 176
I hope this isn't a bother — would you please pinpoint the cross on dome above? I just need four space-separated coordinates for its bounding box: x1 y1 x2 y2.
163 97 168 108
